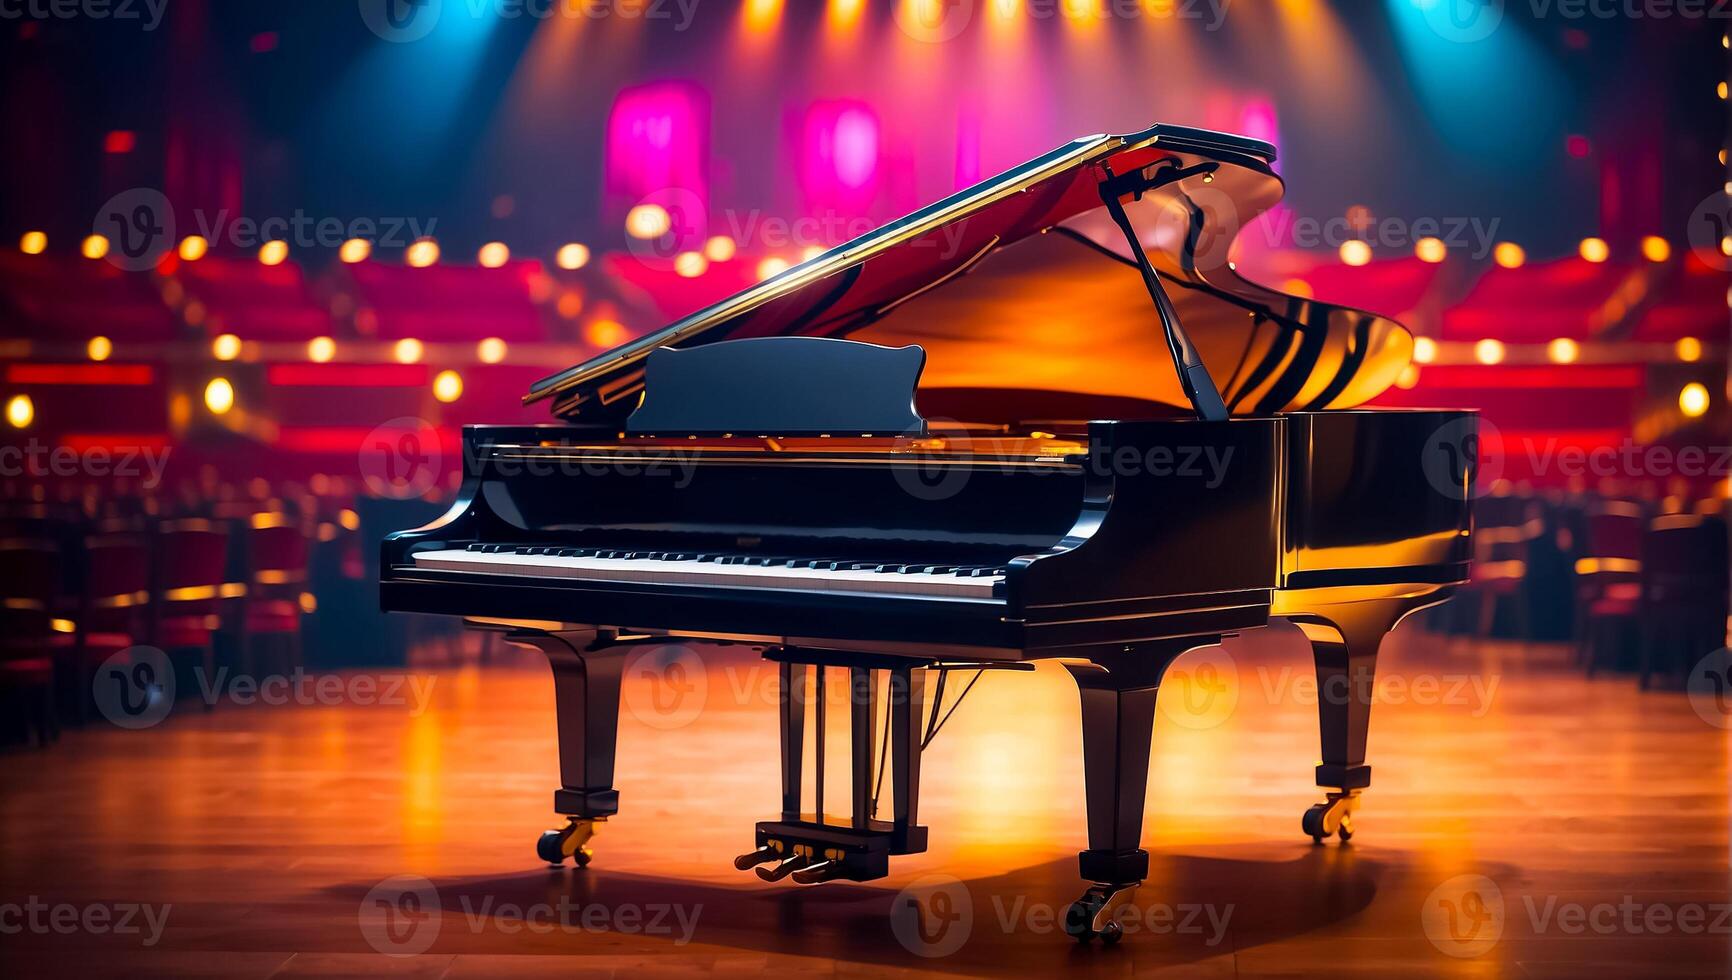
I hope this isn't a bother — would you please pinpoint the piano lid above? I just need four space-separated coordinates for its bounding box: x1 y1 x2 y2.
527 123 1414 424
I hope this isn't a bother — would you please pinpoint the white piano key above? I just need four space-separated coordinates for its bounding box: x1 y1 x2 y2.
410 549 1004 600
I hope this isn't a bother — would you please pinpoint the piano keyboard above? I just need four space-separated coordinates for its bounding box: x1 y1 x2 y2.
411 545 1007 599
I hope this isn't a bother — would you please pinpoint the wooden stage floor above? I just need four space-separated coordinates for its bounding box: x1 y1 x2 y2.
2 622 1728 978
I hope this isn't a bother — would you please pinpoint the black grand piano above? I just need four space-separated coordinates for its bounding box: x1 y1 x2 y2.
381 123 1476 944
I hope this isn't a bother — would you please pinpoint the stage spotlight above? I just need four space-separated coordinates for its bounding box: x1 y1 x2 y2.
433 370 463 403
178 236 209 261
756 257 790 280
1677 337 1703 362
744 0 782 33
800 245 825 262
1547 338 1579 364
212 333 242 361
1338 240 1372 266
478 337 508 364
1415 237 1446 263
1720 82 1728 100
1493 242 1525 268
1395 365 1420 389
586 319 627 348
5 394 33 429
478 242 510 268
81 235 109 260
1475 339 1506 365
406 239 439 268
556 242 591 270
1578 237 1608 263
704 235 736 262
1641 236 1671 262
394 338 424 364
625 204 671 240
674 251 709 277
19 231 45 255
1412 337 1438 364
259 240 288 266
1680 382 1710 418
339 238 372 263
827 0 864 31
1281 278 1314 299
308 336 336 363
87 336 112 362
204 378 235 415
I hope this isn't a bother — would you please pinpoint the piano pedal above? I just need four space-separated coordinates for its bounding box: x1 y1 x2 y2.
755 853 810 882
732 844 783 871
790 853 846 885
1302 790 1360 844
1064 882 1138 945
536 816 600 868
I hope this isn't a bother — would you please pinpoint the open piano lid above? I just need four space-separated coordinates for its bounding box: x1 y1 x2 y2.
527 123 1415 426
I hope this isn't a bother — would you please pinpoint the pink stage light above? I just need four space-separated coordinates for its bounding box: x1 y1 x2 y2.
798 101 881 216
605 81 710 258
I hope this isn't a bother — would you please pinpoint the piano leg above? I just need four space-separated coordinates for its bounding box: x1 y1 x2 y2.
1062 638 1218 944
1285 590 1451 844
508 629 626 868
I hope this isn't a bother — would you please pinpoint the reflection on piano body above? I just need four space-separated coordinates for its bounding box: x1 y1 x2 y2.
381 123 1476 943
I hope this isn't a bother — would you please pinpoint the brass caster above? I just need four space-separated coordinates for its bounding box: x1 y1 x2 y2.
1303 790 1359 843
1064 882 1138 944
537 817 599 867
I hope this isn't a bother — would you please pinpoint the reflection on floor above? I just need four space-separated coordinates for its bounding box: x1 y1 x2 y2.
1 621 1727 978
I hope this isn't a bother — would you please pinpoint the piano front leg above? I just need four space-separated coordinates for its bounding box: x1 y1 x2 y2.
1283 588 1455 844
1062 637 1221 945
507 628 627 868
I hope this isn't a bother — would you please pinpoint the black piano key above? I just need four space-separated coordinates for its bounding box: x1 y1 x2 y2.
875 563 909 573
845 561 880 570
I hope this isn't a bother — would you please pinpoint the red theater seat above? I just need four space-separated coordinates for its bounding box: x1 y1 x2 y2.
345 260 549 341
1633 252 1726 342
1443 258 1642 343
0 252 179 343
171 257 333 340
1293 257 1444 319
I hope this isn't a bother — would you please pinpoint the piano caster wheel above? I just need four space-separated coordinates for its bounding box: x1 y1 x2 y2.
1303 791 1358 844
538 817 598 867
1064 883 1136 944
